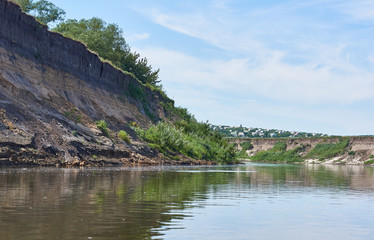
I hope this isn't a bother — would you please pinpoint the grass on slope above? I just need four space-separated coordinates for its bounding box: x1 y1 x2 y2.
251 138 351 162
133 121 236 164
250 141 304 163
304 137 350 160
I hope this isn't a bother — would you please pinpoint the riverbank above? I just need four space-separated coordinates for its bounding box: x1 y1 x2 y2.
233 136 374 165
0 0 234 166
0 127 216 167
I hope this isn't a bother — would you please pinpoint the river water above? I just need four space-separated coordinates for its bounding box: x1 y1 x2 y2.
1 163 374 240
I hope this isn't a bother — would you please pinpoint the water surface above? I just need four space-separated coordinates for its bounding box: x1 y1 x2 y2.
1 163 374 239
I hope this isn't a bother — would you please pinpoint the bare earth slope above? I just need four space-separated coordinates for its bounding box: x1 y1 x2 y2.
0 0 185 166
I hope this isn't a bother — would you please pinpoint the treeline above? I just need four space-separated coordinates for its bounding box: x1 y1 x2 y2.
15 0 161 89
14 0 236 163
213 125 327 138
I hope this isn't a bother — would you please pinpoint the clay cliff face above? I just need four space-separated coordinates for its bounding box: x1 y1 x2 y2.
0 0 171 166
232 137 374 164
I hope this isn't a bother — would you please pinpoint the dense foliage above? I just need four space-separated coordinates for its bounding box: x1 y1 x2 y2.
14 0 65 25
236 140 253 158
240 141 254 151
304 138 349 160
53 18 160 87
134 120 236 164
251 141 304 163
55 18 128 65
213 125 327 138
15 0 160 87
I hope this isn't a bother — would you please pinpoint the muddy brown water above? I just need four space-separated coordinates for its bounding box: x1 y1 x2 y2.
1 163 374 240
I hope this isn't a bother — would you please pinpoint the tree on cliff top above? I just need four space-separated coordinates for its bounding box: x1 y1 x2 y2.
54 18 161 86
54 18 129 68
14 0 160 87
14 0 65 25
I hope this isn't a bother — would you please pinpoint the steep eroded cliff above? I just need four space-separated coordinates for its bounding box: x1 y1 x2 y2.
0 0 176 166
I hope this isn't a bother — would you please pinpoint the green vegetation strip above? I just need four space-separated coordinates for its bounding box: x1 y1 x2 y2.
250 138 351 163
304 137 349 160
364 160 374 165
236 140 254 158
251 141 304 163
133 120 236 164
118 130 131 144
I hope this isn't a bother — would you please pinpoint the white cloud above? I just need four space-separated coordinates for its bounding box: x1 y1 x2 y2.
127 32 151 42
135 0 374 103
146 6 262 54
157 79 374 135
337 0 374 21
133 0 374 134
138 47 374 104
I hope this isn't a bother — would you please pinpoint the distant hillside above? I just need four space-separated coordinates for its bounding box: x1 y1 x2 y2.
230 136 374 165
211 124 327 138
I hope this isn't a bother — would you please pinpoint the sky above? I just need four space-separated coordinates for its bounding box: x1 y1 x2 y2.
49 0 374 136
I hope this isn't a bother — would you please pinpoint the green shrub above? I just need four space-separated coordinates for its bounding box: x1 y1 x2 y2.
348 151 355 156
235 141 253 159
128 82 145 102
64 108 82 124
272 141 287 152
161 101 192 122
364 159 374 165
240 141 253 151
118 130 131 144
305 138 349 160
96 120 109 137
236 150 249 159
251 144 304 163
135 121 236 164
54 18 160 87
144 122 185 152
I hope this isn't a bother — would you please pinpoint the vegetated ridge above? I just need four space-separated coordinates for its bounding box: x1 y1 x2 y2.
0 0 234 166
212 124 327 138
232 137 374 165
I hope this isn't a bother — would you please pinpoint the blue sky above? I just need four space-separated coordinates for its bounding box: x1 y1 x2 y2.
49 0 374 135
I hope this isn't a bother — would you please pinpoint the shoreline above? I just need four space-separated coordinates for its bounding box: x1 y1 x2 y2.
239 158 374 166
0 152 218 167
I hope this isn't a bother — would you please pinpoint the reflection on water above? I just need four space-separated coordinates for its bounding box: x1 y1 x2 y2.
0 163 374 240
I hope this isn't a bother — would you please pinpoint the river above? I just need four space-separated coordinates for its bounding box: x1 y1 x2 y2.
1 163 374 240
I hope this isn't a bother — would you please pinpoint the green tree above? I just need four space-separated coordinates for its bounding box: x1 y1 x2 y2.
54 17 160 86
15 0 34 12
54 18 129 67
121 52 160 86
14 0 65 25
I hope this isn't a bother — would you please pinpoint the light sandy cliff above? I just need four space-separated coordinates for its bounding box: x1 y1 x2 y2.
231 137 374 164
